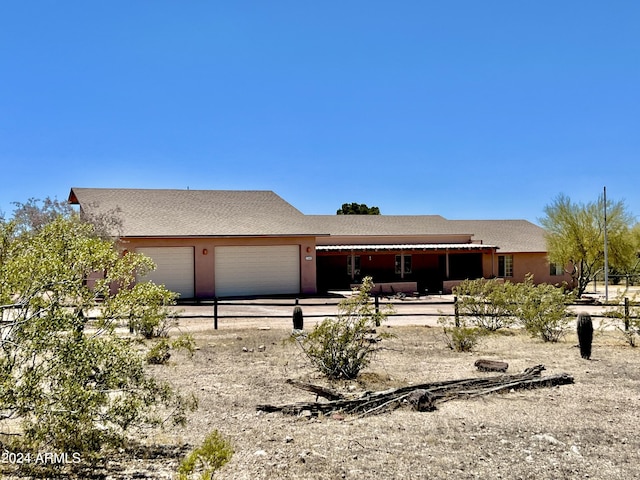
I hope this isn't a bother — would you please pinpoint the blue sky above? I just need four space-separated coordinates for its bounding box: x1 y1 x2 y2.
1 1 639 224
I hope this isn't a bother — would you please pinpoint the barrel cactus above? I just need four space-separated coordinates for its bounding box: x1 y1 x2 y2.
293 305 304 330
577 312 593 360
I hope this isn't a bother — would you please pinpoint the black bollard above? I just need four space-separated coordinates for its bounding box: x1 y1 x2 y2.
577 312 593 360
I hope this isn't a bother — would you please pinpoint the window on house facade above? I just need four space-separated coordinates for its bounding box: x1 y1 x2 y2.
347 255 360 278
395 254 412 276
498 255 513 277
550 262 564 276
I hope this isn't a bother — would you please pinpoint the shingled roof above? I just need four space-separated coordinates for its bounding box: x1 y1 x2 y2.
68 188 547 252
447 220 547 253
307 216 547 253
68 188 321 237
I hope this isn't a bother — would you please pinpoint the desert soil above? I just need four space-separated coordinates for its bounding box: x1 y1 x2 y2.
5 293 640 479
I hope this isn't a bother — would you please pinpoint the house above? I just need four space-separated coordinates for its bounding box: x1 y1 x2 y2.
68 188 570 299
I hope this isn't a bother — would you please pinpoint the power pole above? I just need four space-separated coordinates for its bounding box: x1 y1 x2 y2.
604 186 609 302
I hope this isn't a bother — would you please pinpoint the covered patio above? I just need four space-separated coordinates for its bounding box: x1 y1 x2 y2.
315 243 498 294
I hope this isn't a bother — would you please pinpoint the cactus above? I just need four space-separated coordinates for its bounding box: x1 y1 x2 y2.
577 312 593 360
293 305 304 330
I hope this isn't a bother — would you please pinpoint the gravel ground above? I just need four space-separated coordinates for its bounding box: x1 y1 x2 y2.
4 286 640 479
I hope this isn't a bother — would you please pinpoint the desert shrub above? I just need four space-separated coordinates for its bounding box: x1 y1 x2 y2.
178 430 234 480
146 338 172 365
510 275 574 342
114 282 178 338
171 333 197 356
603 292 640 346
146 334 197 365
296 277 393 379
439 316 484 352
453 278 515 331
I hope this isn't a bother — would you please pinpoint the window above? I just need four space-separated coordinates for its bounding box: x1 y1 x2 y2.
347 255 360 278
395 254 412 276
498 255 513 277
550 262 564 276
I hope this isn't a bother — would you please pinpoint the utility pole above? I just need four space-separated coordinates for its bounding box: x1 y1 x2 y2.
604 186 609 302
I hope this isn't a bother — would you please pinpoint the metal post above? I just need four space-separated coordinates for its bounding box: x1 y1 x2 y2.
454 295 459 327
214 297 218 330
624 297 630 331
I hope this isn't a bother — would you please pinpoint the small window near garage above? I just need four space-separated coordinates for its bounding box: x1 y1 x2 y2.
347 255 361 278
498 255 513 277
550 263 564 276
395 254 412 276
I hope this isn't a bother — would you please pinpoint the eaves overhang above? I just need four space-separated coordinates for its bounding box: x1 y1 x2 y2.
120 233 328 239
316 243 498 252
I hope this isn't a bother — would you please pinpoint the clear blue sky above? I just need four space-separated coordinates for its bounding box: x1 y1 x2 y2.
2 1 639 224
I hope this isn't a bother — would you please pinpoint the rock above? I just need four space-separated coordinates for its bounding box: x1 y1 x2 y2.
532 433 564 446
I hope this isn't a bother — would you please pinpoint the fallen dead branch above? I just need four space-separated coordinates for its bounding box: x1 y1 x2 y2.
256 365 574 417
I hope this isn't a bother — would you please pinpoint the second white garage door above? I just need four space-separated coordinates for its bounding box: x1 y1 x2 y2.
136 247 195 299
215 245 300 297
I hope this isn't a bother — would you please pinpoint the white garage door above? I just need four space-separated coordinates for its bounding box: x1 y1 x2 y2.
215 245 300 297
136 247 195 298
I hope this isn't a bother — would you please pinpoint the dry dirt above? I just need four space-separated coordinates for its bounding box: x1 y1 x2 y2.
5 302 640 479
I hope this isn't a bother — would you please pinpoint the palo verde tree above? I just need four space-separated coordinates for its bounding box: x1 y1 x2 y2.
540 193 636 297
0 201 195 455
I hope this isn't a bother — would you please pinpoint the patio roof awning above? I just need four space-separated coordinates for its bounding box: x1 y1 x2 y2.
316 243 498 252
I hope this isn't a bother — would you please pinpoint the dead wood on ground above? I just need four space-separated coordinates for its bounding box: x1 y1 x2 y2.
257 365 574 417
474 359 509 372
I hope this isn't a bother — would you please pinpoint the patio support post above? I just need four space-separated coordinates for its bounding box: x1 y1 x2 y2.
350 250 355 281
445 249 450 279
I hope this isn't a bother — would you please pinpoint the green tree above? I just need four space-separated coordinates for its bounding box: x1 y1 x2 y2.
541 193 636 297
0 208 194 454
336 203 381 215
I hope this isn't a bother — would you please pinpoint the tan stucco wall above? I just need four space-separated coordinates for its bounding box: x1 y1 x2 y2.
486 251 572 286
123 236 317 298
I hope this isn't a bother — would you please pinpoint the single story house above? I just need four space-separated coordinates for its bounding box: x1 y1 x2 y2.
69 188 570 299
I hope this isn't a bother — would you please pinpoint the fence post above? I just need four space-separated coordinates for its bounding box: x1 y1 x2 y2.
454 295 459 327
624 297 630 331
374 294 379 314
214 297 218 330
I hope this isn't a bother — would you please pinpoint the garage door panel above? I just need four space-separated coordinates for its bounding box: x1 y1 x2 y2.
136 247 195 298
215 245 300 297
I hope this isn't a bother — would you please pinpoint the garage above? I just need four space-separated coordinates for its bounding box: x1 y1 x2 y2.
136 247 195 299
215 245 300 297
